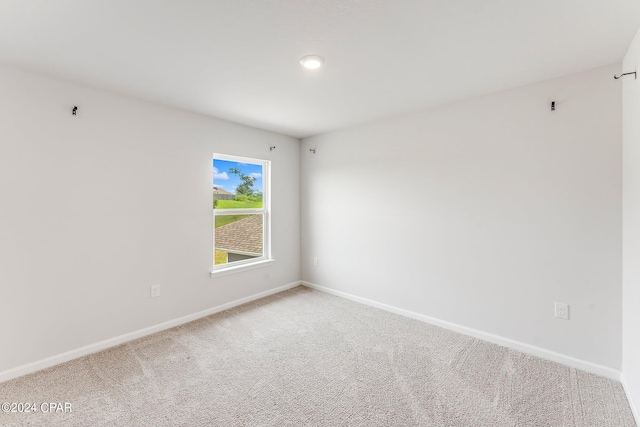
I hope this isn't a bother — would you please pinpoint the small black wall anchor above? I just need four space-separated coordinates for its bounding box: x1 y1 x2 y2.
551 101 556 111
309 148 316 154
269 146 276 151
614 72 636 80
72 106 78 115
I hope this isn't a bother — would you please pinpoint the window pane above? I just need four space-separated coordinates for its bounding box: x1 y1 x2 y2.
214 214 263 265
213 159 263 209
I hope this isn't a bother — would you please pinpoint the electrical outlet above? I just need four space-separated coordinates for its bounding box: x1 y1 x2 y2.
313 257 318 266
555 302 569 320
150 285 160 298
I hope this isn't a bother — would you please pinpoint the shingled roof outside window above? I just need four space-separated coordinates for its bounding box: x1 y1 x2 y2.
214 215 263 256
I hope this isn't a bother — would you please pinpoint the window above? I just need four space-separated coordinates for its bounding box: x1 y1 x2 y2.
212 153 271 274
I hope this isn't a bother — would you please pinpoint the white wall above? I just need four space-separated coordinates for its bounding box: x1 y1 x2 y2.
0 65 300 374
301 64 622 370
622 28 640 420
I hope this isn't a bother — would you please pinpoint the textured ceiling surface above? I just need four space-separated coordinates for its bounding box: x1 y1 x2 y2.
0 0 639 138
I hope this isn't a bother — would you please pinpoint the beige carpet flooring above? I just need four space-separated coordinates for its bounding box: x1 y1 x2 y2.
0 286 636 426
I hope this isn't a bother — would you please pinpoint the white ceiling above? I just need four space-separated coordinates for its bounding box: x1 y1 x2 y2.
0 1 639 138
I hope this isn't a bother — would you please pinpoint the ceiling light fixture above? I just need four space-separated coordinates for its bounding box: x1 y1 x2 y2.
300 55 324 70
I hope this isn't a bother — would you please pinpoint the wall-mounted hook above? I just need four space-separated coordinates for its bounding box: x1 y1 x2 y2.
551 101 556 111
269 146 276 151
614 71 636 80
72 106 78 116
309 148 316 154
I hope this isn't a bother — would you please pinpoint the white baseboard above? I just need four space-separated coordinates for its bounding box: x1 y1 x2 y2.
2 279 624 387
0 281 301 384
621 373 640 425
301 281 621 381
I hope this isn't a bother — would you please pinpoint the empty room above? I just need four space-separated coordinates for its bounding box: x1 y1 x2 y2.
1 1 640 426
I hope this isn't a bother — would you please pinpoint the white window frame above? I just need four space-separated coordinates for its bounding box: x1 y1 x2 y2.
210 153 273 277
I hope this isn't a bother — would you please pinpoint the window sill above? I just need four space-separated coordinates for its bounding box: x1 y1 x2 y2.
210 259 275 278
